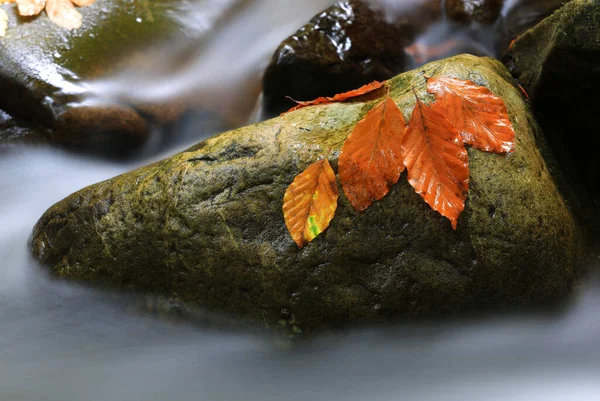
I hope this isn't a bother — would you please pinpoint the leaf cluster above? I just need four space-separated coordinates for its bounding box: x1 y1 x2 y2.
282 75 516 248
0 0 95 34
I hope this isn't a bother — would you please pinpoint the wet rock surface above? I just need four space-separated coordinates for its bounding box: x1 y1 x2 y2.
446 0 504 25
509 0 600 201
261 0 440 117
0 0 191 155
31 55 583 335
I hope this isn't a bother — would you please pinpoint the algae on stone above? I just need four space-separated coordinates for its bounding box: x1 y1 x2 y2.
31 55 581 335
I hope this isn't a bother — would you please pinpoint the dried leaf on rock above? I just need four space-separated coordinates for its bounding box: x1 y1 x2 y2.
16 0 44 16
45 0 81 29
339 95 407 211
427 76 515 153
283 159 339 248
286 81 385 113
402 96 469 229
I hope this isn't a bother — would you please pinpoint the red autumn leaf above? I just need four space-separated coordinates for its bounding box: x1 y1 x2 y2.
402 96 469 229
285 81 385 113
517 84 530 100
338 95 407 211
427 76 515 153
282 158 339 248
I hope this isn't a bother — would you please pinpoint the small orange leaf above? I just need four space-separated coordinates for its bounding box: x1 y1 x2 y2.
402 97 469 229
285 81 385 113
338 95 407 211
283 159 339 248
427 76 515 153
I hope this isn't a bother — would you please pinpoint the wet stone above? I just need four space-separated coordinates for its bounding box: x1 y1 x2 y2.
445 0 504 25
0 0 191 155
510 0 600 200
261 0 441 117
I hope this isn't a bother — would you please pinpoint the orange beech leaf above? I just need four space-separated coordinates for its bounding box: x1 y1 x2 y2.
283 158 339 248
285 81 385 113
427 76 515 153
402 97 469 229
338 95 407 211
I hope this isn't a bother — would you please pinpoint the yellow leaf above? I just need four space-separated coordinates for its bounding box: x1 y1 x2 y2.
71 0 95 6
0 8 7 37
16 0 45 16
283 159 339 248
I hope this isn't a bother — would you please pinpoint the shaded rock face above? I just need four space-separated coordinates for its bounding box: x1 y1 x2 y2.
509 0 600 198
0 0 190 156
446 0 504 25
261 0 441 117
31 55 581 335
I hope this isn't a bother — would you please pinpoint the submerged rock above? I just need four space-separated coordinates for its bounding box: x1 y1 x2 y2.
0 0 191 155
31 55 582 335
261 0 440 116
509 0 600 199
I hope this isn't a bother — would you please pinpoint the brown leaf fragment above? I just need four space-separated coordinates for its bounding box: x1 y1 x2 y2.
16 0 45 16
338 95 407 211
402 97 469 229
427 76 515 153
285 81 385 113
283 158 339 248
70 0 95 5
45 0 81 29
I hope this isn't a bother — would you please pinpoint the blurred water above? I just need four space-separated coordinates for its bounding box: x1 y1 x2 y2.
1 0 600 400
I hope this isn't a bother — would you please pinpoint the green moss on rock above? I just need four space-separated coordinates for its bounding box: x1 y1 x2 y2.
31 55 583 335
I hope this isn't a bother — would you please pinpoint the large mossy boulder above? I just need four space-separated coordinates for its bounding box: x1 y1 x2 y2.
509 0 600 199
0 0 190 154
31 55 582 335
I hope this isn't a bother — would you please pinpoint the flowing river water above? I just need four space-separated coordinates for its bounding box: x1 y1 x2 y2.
1 1 600 400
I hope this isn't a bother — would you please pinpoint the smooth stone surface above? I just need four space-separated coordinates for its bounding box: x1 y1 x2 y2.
31 55 583 335
445 0 504 24
509 0 600 199
261 0 440 117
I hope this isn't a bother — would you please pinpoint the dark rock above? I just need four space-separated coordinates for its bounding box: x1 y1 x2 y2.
31 55 584 336
0 0 190 155
509 0 600 199
446 0 504 25
0 109 49 149
261 0 441 117
495 0 568 53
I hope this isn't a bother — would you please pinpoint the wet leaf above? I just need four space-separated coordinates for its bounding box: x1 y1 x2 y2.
427 76 515 153
402 96 469 229
285 81 385 113
45 0 81 29
283 158 339 248
339 95 407 211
